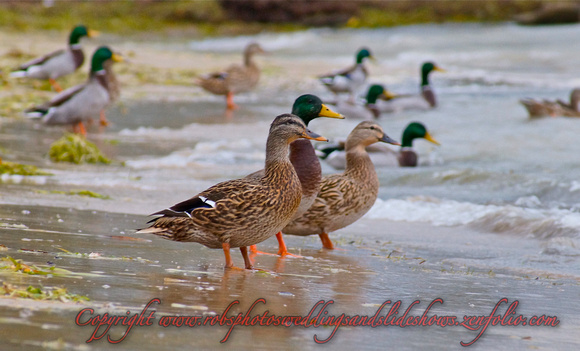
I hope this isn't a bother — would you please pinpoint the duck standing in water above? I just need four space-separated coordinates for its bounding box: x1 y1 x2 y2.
137 114 328 270
284 121 399 249
198 42 266 110
520 88 580 118
319 47 374 101
11 25 99 92
378 62 445 113
333 84 397 120
25 46 123 136
320 122 440 169
246 94 344 257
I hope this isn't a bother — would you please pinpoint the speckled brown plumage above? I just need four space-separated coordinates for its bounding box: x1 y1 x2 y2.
198 43 265 96
138 114 327 268
284 121 399 248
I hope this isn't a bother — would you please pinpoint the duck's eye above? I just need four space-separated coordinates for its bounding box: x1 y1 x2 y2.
369 126 375 130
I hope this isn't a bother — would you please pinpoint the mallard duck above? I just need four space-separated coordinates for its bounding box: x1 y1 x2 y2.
377 62 445 113
331 84 397 120
10 25 98 92
284 121 399 249
25 46 123 136
319 47 373 100
320 122 440 169
137 114 328 270
246 94 344 256
520 88 580 118
198 42 266 110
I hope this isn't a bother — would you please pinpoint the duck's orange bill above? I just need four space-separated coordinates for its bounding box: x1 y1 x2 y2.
303 129 328 142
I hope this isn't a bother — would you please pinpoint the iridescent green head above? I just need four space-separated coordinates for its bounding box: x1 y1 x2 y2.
356 48 373 64
69 25 99 45
90 46 123 73
421 62 445 86
291 94 344 126
365 84 397 104
401 122 440 147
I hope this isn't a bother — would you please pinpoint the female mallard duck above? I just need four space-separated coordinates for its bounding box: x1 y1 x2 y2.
319 47 374 100
332 84 397 120
10 25 99 92
377 62 445 113
137 114 327 270
284 121 399 249
320 122 439 169
246 94 344 257
520 88 580 118
198 42 266 110
25 46 123 136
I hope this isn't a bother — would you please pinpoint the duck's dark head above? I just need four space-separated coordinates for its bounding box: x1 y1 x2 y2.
292 94 344 126
401 122 440 147
90 46 123 73
69 25 99 45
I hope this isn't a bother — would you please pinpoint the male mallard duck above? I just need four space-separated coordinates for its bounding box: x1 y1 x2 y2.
377 62 445 113
520 88 580 118
25 46 123 136
10 25 99 92
332 84 397 120
198 42 266 110
319 47 373 100
246 94 344 256
137 114 327 270
284 121 399 249
319 122 439 169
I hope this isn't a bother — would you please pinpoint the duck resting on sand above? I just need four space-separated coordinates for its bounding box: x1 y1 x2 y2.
520 88 580 118
320 122 440 169
137 114 328 270
25 46 123 136
319 47 374 101
284 121 399 249
246 94 344 257
198 42 266 110
11 25 99 92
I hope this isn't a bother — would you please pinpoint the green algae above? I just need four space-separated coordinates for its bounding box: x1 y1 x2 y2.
48 134 111 164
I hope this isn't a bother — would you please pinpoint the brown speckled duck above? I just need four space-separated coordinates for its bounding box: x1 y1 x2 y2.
137 114 327 270
198 42 266 110
520 89 580 118
246 94 344 257
284 121 399 249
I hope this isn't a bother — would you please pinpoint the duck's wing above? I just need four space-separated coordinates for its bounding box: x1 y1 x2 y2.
15 49 66 71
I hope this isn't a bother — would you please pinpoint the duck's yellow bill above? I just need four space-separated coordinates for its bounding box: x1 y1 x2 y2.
424 132 440 145
383 90 398 100
303 129 328 142
434 66 446 73
88 29 100 38
318 104 345 119
112 53 124 63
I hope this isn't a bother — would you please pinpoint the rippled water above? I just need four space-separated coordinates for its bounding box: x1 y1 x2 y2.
1 23 580 350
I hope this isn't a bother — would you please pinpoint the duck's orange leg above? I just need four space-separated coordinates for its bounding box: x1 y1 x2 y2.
319 232 335 250
226 92 238 110
73 122 87 137
239 246 254 270
222 243 243 270
276 232 302 258
249 244 278 257
49 78 63 92
99 110 109 126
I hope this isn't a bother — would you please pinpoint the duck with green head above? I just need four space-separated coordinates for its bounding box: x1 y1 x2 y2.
333 84 397 120
25 46 123 136
11 25 99 92
319 47 374 100
246 94 344 256
378 62 445 113
320 122 440 169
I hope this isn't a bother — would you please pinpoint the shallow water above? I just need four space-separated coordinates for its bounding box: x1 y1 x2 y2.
1 23 580 349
